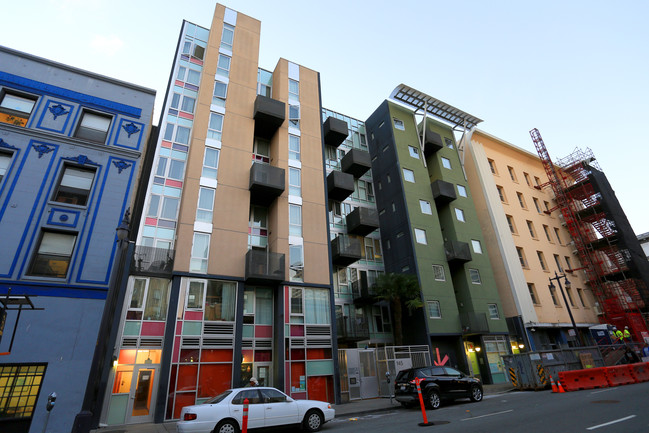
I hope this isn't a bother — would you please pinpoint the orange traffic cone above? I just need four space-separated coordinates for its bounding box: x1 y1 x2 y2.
550 376 558 393
557 379 566 393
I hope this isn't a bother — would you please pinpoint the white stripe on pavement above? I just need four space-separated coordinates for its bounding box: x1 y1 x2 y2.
586 415 636 430
461 409 513 421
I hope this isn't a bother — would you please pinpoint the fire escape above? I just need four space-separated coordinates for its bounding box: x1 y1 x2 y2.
530 129 648 341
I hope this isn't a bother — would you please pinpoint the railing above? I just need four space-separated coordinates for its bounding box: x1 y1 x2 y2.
336 316 370 340
130 245 175 276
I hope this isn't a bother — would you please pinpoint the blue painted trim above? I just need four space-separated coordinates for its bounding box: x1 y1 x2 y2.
35 99 74 134
0 72 142 118
0 282 108 300
47 208 80 228
113 118 144 150
7 141 59 279
25 95 46 129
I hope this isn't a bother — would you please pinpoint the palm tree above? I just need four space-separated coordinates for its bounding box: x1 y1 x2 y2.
374 273 422 345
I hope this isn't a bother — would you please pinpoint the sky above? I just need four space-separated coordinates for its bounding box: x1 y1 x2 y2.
3 0 648 234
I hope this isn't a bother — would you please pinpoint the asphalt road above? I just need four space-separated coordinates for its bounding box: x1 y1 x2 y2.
323 382 649 433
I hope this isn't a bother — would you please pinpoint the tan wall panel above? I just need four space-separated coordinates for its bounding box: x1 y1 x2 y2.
304 242 330 285
212 184 250 233
302 201 328 244
208 228 248 277
174 223 195 272
301 165 326 207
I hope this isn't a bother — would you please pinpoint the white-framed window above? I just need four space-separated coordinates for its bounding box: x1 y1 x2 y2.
253 138 270 163
53 165 96 206
457 185 467 197
128 278 171 321
163 122 190 145
419 200 432 215
0 151 13 183
202 147 220 180
221 23 235 51
75 111 111 143
393 118 405 130
289 105 300 129
469 268 481 284
216 54 231 77
288 79 299 102
28 231 77 278
160 196 179 220
289 134 300 161
414 228 427 245
471 240 482 254
186 280 205 309
427 300 441 319
289 287 330 324
179 95 196 114
289 204 302 236
212 81 228 108
196 187 215 223
190 232 210 273
248 206 268 248
403 168 415 183
207 112 224 141
432 265 445 281
455 208 465 222
441 157 452 169
408 146 419 158
155 156 185 181
288 167 301 196
488 304 500 319
289 245 304 282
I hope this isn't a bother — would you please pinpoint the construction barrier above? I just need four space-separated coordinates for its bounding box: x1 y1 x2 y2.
558 367 608 391
628 362 649 383
605 365 636 387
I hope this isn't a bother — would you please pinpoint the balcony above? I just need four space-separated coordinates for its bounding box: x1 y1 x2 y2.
130 245 175 277
253 94 285 139
431 179 457 205
249 162 285 206
245 249 285 284
444 240 471 265
341 148 371 178
327 170 355 202
423 129 443 157
336 316 370 341
461 312 489 334
346 207 379 237
323 116 348 148
331 235 362 266
352 277 377 306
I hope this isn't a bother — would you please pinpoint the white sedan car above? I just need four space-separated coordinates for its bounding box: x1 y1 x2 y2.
177 387 335 433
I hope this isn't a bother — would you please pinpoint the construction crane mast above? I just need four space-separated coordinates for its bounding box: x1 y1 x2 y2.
530 128 648 342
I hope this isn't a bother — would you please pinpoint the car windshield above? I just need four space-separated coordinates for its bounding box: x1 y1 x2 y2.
204 390 232 404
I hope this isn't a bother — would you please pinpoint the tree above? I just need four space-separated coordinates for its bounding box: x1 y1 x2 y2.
374 273 422 346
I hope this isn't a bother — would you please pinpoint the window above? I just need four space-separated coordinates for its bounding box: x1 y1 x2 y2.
0 364 46 419
432 265 445 281
393 118 405 130
53 166 95 206
527 220 536 238
544 201 550 212
403 168 415 183
565 256 572 271
427 301 441 318
374 305 392 333
471 240 482 254
0 91 37 127
543 225 552 242
290 287 330 324
488 158 497 174
196 187 215 223
441 157 452 169
75 111 111 143
408 145 419 158
216 54 231 77
419 200 432 215
517 192 526 209
289 245 304 282
186 280 204 309
554 228 562 245
549 285 559 305
186 69 201 86
497 186 507 202
508 166 517 182
190 233 210 273
414 228 427 245
534 176 541 187
506 215 517 234
289 167 301 196
289 105 300 129
160 196 179 220
249 206 268 247
202 148 220 180
457 185 467 197
534 198 542 213
527 283 539 304
0 152 12 182
553 254 563 272
288 79 299 102
455 208 465 222
444 137 454 149
577 288 587 307
212 81 227 107
207 112 224 141
488 304 500 319
469 269 481 284
170 92 181 109
289 134 300 161
205 280 236 321
537 251 547 271
253 138 270 163
289 204 302 236
524 172 532 186
221 23 234 51
517 247 527 267
28 231 77 277
566 288 576 307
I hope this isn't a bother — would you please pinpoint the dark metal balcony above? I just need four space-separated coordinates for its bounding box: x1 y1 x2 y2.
431 179 457 205
336 316 370 341
245 249 285 284
341 148 371 178
346 207 379 237
327 170 355 201
331 235 362 266
461 312 490 334
323 116 348 148
130 245 175 276
253 94 285 139
444 240 472 265
249 162 285 206
423 129 443 157
352 277 377 306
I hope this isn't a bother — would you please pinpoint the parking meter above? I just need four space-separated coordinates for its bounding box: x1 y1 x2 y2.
46 392 57 412
385 371 390 384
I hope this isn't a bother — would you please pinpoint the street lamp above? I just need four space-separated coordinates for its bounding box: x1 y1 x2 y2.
549 271 580 346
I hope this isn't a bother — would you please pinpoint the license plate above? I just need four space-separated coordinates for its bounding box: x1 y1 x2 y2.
400 385 405 391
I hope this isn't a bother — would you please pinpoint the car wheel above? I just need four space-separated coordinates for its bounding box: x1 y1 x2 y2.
303 409 324 432
426 390 441 410
470 385 483 402
214 419 239 433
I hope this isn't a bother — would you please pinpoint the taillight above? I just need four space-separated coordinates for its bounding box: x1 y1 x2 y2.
184 413 197 421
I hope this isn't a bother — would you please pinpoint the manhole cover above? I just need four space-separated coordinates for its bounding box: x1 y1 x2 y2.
592 400 620 404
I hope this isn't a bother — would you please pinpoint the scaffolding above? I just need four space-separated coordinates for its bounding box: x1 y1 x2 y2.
529 129 648 341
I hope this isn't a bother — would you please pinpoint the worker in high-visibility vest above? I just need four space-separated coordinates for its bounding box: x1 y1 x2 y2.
623 326 632 342
613 326 624 343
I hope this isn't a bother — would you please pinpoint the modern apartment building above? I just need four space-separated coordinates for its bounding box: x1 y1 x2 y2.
100 5 337 427
0 46 155 433
462 129 599 351
364 86 509 384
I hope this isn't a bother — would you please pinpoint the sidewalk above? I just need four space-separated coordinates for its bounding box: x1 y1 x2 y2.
90 383 515 433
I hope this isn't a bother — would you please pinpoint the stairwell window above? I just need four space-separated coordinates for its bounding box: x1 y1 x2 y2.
289 245 304 283
289 204 302 236
216 54 231 77
28 231 77 278
196 187 215 223
403 168 415 183
471 240 482 254
75 111 111 143
414 228 427 245
190 233 210 273
432 265 446 281
288 79 299 102
202 148 220 180
289 167 301 197
441 157 452 169
457 185 467 197
427 301 442 319
419 200 432 215
212 81 228 108
455 208 466 222
289 134 300 161
393 118 405 130
221 23 235 51
488 304 500 319
469 268 481 284
207 113 224 141
289 105 300 129
408 146 419 159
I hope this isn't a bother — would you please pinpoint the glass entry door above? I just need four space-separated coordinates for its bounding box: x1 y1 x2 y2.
126 365 158 423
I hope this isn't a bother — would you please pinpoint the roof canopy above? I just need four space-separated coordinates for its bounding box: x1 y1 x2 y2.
389 84 483 130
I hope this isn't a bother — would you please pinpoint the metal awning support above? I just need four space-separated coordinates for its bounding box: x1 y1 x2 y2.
0 290 44 355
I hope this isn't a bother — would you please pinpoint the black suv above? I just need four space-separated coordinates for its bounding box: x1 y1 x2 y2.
394 366 483 409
